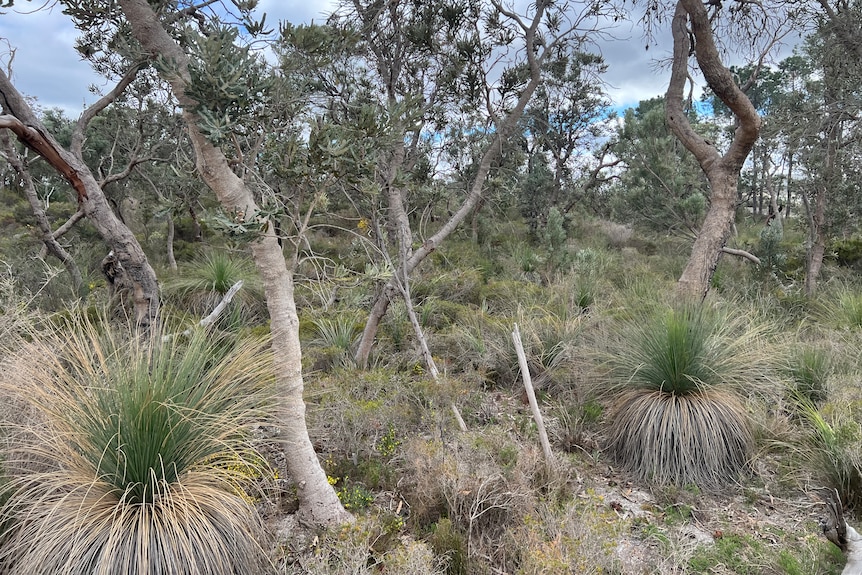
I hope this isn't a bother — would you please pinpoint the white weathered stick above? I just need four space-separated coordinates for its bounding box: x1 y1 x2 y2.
199 279 244 328
163 279 244 341
512 323 554 465
843 524 862 575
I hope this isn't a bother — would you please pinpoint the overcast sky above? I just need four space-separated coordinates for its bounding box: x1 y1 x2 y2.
0 1 791 118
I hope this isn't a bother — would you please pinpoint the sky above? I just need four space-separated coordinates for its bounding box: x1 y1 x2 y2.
0 1 795 118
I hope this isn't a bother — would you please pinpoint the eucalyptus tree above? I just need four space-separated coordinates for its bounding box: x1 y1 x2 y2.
792 20 862 294
519 50 611 229
0 58 160 325
704 64 788 221
663 0 795 299
110 0 352 526
292 0 618 368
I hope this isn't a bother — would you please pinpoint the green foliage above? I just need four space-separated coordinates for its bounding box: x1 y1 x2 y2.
331 476 374 511
312 312 363 359
758 221 787 273
429 518 468 575
688 531 843 574
607 305 762 394
831 236 862 268
688 533 766 573
183 25 274 144
0 317 274 574
795 397 862 511
785 346 832 406
827 289 862 329
162 248 265 325
608 97 709 233
540 206 571 272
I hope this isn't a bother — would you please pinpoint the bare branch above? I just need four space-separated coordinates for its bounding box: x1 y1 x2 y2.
721 246 761 265
52 207 86 239
71 61 145 157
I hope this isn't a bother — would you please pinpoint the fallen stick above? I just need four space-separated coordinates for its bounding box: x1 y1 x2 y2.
512 323 554 466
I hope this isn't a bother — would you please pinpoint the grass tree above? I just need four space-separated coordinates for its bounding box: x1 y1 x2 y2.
601 304 770 488
162 249 266 326
0 318 274 574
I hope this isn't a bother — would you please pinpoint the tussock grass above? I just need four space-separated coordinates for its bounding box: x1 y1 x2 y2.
162 248 265 324
0 316 274 574
599 303 773 488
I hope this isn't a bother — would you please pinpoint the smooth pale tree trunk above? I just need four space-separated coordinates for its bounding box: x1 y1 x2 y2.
0 71 159 326
166 215 178 272
666 0 761 301
118 0 350 527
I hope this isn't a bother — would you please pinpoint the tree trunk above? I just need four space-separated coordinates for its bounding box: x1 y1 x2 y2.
0 74 159 327
804 62 841 296
119 0 350 527
666 0 761 301
677 168 739 299
786 151 793 218
166 214 178 272
355 2 552 367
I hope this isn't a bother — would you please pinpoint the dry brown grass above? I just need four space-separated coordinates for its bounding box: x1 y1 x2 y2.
0 316 274 574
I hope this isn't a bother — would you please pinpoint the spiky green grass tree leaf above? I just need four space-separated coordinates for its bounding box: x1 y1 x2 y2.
601 304 771 488
0 317 275 574
162 248 265 325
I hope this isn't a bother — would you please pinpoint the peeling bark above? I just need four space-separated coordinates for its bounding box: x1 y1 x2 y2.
0 73 159 327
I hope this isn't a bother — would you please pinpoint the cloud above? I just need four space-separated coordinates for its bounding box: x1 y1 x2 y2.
0 5 103 115
0 1 800 119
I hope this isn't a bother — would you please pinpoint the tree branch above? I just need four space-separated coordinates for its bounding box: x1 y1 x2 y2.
721 246 761 265
71 60 145 157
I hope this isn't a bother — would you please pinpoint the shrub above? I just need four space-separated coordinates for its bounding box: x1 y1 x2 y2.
600 304 770 488
0 317 274 574
309 312 363 369
827 289 862 330
281 518 446 575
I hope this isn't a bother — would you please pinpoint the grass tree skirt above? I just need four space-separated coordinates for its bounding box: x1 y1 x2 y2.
604 388 754 488
0 317 274 574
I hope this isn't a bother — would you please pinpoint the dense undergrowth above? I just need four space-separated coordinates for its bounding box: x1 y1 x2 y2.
2 212 862 573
